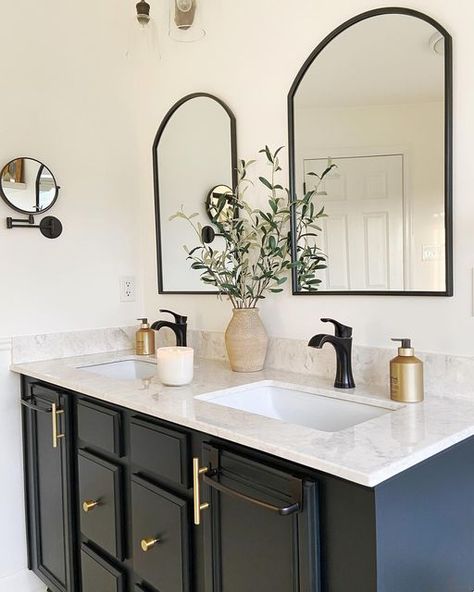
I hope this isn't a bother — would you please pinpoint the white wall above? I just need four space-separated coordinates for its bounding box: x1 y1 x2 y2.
0 0 144 337
0 1 143 588
136 0 474 356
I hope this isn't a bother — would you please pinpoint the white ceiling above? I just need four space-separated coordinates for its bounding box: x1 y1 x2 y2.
295 14 445 109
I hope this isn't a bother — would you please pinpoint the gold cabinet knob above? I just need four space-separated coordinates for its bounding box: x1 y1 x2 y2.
140 537 160 552
82 499 99 513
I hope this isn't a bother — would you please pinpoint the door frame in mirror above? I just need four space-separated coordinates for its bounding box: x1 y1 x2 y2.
0 156 60 215
287 8 453 296
153 92 238 295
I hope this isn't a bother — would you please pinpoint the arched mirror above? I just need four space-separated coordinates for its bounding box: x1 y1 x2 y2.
288 8 452 296
0 157 59 214
153 93 237 294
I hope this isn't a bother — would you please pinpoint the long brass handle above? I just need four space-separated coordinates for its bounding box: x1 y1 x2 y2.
51 402 65 448
140 537 160 552
193 457 209 526
82 499 100 513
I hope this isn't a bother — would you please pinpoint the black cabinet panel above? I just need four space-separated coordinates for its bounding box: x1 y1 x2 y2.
35 396 67 587
22 381 75 592
81 544 125 592
77 399 122 457
131 475 190 592
201 443 320 592
78 450 124 559
375 437 474 591
221 492 296 591
130 417 189 488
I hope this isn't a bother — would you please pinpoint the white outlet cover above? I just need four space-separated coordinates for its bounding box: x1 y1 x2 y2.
120 276 136 302
422 245 441 261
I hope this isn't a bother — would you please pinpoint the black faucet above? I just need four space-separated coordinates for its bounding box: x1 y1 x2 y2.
308 318 355 389
151 309 188 347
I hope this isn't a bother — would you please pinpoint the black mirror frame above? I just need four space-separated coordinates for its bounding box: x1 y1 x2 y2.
0 156 60 215
287 7 453 297
152 92 238 295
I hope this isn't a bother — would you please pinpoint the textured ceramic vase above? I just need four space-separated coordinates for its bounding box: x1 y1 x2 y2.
225 308 269 372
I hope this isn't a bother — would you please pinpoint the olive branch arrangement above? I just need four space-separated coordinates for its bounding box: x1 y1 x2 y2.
171 146 333 308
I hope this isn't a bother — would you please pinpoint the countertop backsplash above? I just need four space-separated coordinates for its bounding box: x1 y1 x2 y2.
10 327 474 398
11 326 137 364
187 331 474 398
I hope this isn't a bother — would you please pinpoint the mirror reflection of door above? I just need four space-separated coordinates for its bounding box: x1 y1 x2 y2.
154 94 237 294
305 155 405 291
290 10 452 295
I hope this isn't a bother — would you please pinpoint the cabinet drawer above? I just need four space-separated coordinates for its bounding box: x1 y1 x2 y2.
131 476 190 592
77 399 122 456
81 544 125 592
130 417 189 487
78 450 124 559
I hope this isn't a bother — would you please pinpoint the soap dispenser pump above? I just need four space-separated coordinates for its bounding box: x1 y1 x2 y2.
390 338 424 403
136 318 155 356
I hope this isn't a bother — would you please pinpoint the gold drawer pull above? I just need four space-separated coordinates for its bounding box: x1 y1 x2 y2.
141 537 160 552
82 500 100 513
193 457 210 526
51 402 65 449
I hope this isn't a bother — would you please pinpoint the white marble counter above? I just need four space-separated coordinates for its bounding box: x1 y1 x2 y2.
11 350 474 487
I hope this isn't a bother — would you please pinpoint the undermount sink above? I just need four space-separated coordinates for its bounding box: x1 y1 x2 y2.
78 359 157 380
195 381 395 432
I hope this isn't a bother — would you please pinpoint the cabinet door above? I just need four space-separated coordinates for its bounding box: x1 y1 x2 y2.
22 382 75 592
131 476 190 592
199 444 320 592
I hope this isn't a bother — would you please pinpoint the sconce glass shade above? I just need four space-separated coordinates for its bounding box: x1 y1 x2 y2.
169 0 205 42
136 0 151 26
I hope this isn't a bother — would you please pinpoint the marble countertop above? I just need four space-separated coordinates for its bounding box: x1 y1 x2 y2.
11 350 474 487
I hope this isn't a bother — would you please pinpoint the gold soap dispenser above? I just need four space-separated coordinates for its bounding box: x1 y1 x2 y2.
390 338 424 403
136 318 155 356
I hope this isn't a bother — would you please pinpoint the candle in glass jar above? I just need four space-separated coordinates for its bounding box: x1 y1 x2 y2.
156 347 194 386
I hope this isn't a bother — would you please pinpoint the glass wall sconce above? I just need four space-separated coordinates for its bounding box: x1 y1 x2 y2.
169 0 206 42
136 0 151 26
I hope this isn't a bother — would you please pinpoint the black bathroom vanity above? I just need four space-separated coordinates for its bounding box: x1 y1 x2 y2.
19 372 474 592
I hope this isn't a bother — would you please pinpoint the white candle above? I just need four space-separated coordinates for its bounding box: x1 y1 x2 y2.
156 347 194 386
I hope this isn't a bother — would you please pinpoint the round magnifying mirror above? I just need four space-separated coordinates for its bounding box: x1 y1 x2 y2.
206 184 234 224
0 157 59 214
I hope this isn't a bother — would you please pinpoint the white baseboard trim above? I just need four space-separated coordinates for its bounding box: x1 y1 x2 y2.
0 337 11 352
0 568 46 591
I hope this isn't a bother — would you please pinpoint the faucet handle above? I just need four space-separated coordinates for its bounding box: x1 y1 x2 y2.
321 318 352 338
159 309 188 325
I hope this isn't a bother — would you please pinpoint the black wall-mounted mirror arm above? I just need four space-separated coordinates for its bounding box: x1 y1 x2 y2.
6 215 63 239
201 225 225 244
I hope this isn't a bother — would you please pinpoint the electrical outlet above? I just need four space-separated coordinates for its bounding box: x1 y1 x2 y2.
422 245 440 261
120 276 136 302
